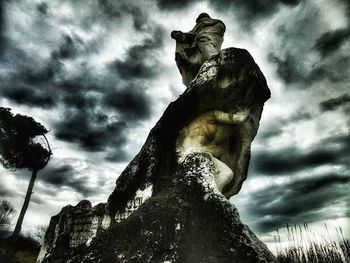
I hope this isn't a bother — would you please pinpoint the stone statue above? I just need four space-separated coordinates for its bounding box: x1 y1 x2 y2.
176 109 249 196
172 14 250 196
171 13 226 87
38 13 275 261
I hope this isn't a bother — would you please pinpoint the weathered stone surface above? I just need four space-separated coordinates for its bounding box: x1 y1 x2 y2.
107 47 270 218
37 201 110 262
39 154 275 262
38 48 274 263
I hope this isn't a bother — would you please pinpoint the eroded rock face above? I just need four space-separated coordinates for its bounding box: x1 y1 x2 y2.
38 48 274 263
37 201 110 262
39 154 275 262
176 109 250 196
107 48 270 219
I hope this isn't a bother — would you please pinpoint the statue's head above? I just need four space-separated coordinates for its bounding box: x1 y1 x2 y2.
196 13 210 23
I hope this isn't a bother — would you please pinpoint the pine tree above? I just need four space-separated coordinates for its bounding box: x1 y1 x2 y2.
0 107 52 254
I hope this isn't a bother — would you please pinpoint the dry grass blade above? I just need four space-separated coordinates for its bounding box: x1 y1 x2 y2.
274 223 349 263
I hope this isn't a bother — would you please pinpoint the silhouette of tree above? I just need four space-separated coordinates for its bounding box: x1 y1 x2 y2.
0 107 52 254
0 199 15 231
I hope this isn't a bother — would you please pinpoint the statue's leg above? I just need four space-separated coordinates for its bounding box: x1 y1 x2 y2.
175 42 202 87
202 44 218 61
175 52 193 86
196 35 221 62
211 156 234 193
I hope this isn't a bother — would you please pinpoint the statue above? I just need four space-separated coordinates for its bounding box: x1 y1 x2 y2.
176 109 249 196
172 14 248 196
171 13 226 87
38 13 275 262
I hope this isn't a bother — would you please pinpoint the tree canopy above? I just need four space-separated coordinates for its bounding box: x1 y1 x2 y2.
0 107 52 256
0 107 51 171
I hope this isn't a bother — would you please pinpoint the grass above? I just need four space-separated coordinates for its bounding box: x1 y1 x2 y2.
275 223 350 263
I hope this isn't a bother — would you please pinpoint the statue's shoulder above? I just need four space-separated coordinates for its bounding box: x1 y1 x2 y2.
220 47 254 62
222 47 250 54
218 47 270 98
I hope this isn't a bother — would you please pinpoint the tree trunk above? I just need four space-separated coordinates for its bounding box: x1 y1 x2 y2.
7 169 38 256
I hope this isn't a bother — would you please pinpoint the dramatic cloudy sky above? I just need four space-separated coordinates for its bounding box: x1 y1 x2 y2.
0 0 349 251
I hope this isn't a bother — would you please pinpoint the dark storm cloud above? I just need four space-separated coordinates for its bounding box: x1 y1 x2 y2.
31 195 45 205
330 134 350 153
110 27 165 80
0 59 61 108
37 2 48 15
39 164 97 196
111 54 157 80
258 111 312 140
0 0 5 53
52 70 152 158
55 109 127 154
157 0 195 10
253 133 349 175
253 148 337 175
320 93 350 112
0 37 132 157
158 0 302 13
0 0 164 160
22 62 60 84
127 6 149 31
307 57 350 83
0 182 15 198
97 0 121 18
314 29 350 57
209 0 302 22
62 91 95 110
157 0 302 28
288 111 312 122
268 53 304 84
103 88 151 120
2 84 56 108
248 173 350 233
25 2 162 157
258 129 283 141
266 1 350 87
0 33 74 109
97 0 148 31
51 35 79 60
269 47 350 86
